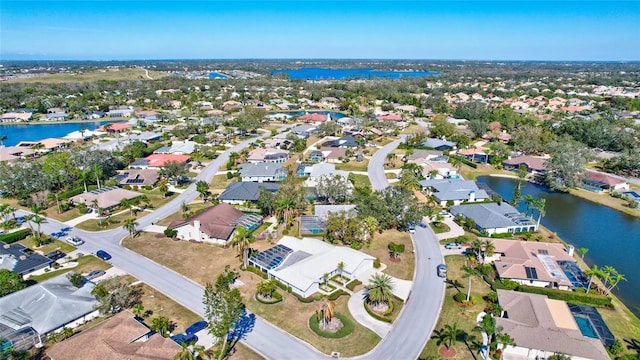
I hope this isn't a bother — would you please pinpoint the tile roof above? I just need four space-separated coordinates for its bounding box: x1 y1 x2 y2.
503 155 547 171
585 171 626 186
142 154 191 168
169 202 245 240
47 310 180 360
69 187 142 209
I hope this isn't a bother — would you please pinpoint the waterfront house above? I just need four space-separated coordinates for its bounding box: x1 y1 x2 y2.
107 108 134 118
246 148 290 164
1 112 33 122
47 310 180 360
218 182 280 204
503 155 548 174
449 202 537 235
584 171 629 191
486 239 579 289
116 169 159 187
97 123 132 133
376 113 403 121
0 274 99 351
420 179 489 206
84 110 105 119
0 242 52 276
299 112 330 123
238 162 287 182
16 138 70 153
421 138 457 151
0 146 35 162
168 202 262 245
69 186 142 211
458 147 491 164
495 290 610 360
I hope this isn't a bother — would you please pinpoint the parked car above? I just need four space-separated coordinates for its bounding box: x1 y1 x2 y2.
439 211 453 218
407 224 416 234
437 264 447 278
170 333 198 346
185 320 208 334
46 250 66 261
66 236 84 246
85 270 106 280
418 222 427 228
444 242 462 250
96 250 112 261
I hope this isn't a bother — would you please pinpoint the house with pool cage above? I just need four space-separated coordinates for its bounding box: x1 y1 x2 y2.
248 236 374 297
449 202 537 235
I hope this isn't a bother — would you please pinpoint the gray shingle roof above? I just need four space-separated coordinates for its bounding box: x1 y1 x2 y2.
450 202 534 229
0 274 96 335
239 163 285 179
421 179 489 202
218 182 280 202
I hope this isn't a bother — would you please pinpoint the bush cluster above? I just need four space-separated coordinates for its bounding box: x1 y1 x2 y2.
518 285 612 307
346 279 362 291
308 312 354 338
0 229 32 244
244 265 268 279
363 300 395 323
255 291 283 304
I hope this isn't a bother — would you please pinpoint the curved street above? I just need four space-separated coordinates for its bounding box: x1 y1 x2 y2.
24 130 444 360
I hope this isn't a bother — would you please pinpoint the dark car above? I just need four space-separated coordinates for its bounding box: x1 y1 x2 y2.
85 270 106 280
170 333 198 346
96 250 112 261
185 320 208 334
46 250 66 261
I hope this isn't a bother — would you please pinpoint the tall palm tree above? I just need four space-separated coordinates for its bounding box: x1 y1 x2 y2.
122 218 139 239
462 266 479 302
585 264 601 294
337 261 345 281
532 197 546 227
158 179 169 197
230 226 252 266
605 272 626 296
80 170 89 193
316 297 336 327
523 194 535 216
93 164 103 189
577 247 589 261
151 316 171 337
482 239 495 262
132 303 145 318
196 180 210 203
365 273 395 306
469 239 483 263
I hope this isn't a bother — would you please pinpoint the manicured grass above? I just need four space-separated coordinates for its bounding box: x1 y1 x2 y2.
385 173 398 179
134 282 202 335
246 289 380 357
45 208 86 223
75 210 146 231
350 174 372 189
362 229 415 280
156 202 209 226
211 174 235 190
6 68 168 83
570 187 640 218
429 222 451 234
420 255 490 359
335 159 369 172
458 163 514 180
251 222 272 235
18 238 76 254
26 255 111 283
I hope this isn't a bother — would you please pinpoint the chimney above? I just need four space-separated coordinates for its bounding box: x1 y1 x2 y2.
468 190 476 202
567 245 575 257
194 220 201 241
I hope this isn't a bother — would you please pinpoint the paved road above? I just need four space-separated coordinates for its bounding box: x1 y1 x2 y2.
22 127 443 359
368 137 405 191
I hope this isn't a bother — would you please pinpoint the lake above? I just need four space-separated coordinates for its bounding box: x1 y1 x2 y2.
477 176 640 318
272 67 439 80
0 121 115 146
270 111 347 119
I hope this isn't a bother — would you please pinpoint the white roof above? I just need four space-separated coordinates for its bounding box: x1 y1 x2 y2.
270 236 374 294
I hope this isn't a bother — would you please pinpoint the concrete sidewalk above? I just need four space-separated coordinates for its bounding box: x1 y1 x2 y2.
347 290 392 338
64 212 98 227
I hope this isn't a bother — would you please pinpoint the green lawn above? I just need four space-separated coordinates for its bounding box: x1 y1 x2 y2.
429 222 451 234
350 174 372 189
18 238 76 254
335 159 369 172
26 255 111 283
75 211 146 231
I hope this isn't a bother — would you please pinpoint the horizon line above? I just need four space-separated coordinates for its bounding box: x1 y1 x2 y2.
1 58 639 63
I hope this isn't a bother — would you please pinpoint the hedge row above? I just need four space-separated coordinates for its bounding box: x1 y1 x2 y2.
453 155 478 169
346 279 362 291
292 292 319 303
517 285 613 308
244 265 268 279
255 291 283 304
363 300 394 323
0 229 32 244
327 290 348 301
308 312 354 338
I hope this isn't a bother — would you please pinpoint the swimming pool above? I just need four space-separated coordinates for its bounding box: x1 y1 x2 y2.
574 316 598 338
581 185 603 192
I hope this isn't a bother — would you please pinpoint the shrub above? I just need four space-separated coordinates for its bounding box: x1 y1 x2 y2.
308 312 354 338
0 229 32 244
66 272 84 288
244 265 268 279
453 292 468 303
363 300 395 323
346 279 362 290
373 258 381 268
292 292 316 303
328 290 347 301
163 229 177 238
518 285 612 307
255 291 283 304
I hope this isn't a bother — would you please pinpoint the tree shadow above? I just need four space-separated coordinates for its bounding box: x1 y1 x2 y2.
227 307 256 351
624 337 640 354
460 331 482 360
446 279 464 293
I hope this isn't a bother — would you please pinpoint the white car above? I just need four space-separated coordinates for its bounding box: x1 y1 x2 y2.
439 211 453 218
66 236 84 246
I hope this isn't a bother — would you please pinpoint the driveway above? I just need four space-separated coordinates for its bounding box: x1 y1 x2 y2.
435 217 465 241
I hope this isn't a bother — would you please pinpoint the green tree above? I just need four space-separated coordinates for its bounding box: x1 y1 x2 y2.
151 316 172 337
585 265 602 295
531 197 546 227
203 269 244 360
434 322 461 350
196 180 210 203
67 272 84 288
122 218 139 239
543 138 594 191
0 269 27 297
388 242 405 259
229 226 253 267
160 161 189 183
429 115 456 139
365 273 395 306
577 247 589 261
91 277 137 315
132 303 145 318
256 279 277 298
337 261 346 281
462 266 480 302
363 216 379 240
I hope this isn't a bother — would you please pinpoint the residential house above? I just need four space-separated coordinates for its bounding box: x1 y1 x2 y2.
98 123 132 133
129 154 190 169
421 138 457 151
322 136 359 148
622 190 640 206
376 113 403 121
84 110 105 120
449 202 537 235
0 274 98 351
420 179 489 205
218 182 280 204
486 239 580 290
308 150 325 162
503 155 548 174
0 242 53 276
239 162 287 182
1 112 33 122
495 290 610 360
168 202 262 245
47 310 180 360
314 205 357 221
458 147 491 164
0 146 35 162
317 147 348 163
16 138 70 153
249 236 375 297
584 171 629 191
45 112 69 121
107 108 134 118
69 186 142 210
290 124 319 138
299 112 330 123
116 169 159 187
406 149 444 163
246 148 289 164
299 163 350 187
153 140 196 155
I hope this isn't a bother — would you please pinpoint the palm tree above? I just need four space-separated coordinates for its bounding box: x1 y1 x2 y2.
196 180 210 203
605 272 626 296
151 316 172 337
577 247 589 261
30 214 46 246
230 226 253 266
93 164 103 189
385 152 397 167
585 264 601 294
80 170 89 192
365 273 395 306
337 261 345 281
532 197 546 227
495 329 516 350
436 322 460 350
363 216 378 240
316 297 336 327
122 218 139 239
482 239 495 262
400 171 422 191
158 178 169 197
469 239 483 263
132 303 145 318
174 342 210 360
523 194 535 216
462 265 479 302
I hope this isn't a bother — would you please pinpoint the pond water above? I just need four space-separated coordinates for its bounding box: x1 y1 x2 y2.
477 176 640 318
0 121 115 146
272 67 439 80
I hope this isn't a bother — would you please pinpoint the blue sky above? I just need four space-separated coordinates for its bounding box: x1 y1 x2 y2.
1 1 638 61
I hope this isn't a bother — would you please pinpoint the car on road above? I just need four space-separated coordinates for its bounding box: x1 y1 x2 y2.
85 270 106 280
185 320 208 334
46 250 66 261
418 222 427 228
66 236 84 246
407 224 416 234
444 242 462 250
96 250 112 261
170 333 197 346
437 264 447 278
439 211 453 218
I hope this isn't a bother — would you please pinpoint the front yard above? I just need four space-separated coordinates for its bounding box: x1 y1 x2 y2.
362 229 415 280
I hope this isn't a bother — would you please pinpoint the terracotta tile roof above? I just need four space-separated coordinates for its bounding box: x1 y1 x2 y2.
47 310 180 360
299 113 330 122
98 123 132 132
586 171 626 186
169 202 244 240
503 155 547 171
143 154 191 168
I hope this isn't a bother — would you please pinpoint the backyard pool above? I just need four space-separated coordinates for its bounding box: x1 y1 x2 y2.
574 316 598 338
